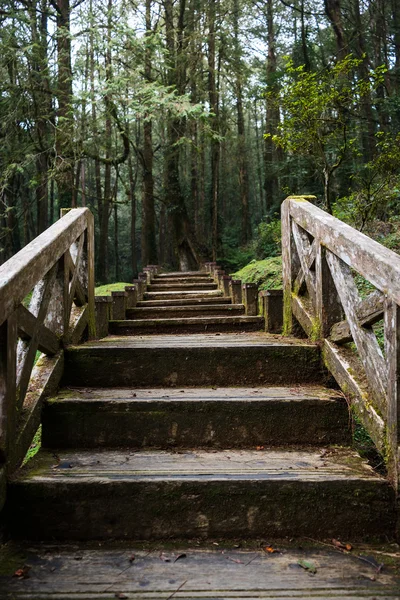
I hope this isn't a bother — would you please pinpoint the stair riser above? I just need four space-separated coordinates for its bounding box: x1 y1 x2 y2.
126 307 245 319
144 292 223 300
109 319 263 335
137 297 230 307
42 399 351 449
8 479 395 541
65 346 324 387
147 283 218 292
153 278 214 285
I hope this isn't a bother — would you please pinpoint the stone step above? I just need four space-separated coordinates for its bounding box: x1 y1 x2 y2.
64 333 324 387
109 316 264 335
126 304 245 319
3 542 400 599
148 283 218 292
7 448 395 541
42 385 352 449
137 297 231 307
144 290 224 301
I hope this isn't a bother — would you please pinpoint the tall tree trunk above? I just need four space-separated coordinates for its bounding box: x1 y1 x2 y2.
233 0 250 245
141 0 157 266
208 0 219 260
324 0 346 59
54 0 74 208
264 0 281 216
97 0 113 282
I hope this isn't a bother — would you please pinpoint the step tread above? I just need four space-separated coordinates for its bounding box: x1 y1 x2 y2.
129 304 243 312
16 448 382 483
75 332 316 349
54 384 342 403
138 298 231 306
2 544 400 598
110 316 264 327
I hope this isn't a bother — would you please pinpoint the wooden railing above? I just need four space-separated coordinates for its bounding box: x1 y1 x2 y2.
282 196 399 488
0 208 95 500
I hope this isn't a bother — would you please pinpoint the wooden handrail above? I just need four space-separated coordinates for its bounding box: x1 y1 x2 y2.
0 208 95 499
282 196 399 489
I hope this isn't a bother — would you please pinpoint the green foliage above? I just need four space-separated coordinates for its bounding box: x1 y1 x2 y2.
333 132 400 229
22 425 41 466
232 257 283 290
252 219 282 259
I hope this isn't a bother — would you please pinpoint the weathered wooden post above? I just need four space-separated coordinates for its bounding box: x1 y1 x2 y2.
222 275 232 297
95 296 112 338
229 279 242 304
125 285 138 309
242 283 258 316
259 290 283 333
215 269 225 291
111 291 127 320
143 267 153 284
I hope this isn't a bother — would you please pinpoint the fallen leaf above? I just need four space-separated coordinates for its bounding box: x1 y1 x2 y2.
332 539 352 552
131 393 137 397
173 553 186 563
264 546 280 554
13 566 31 579
115 593 128 599
298 559 317 574
128 554 135 563
256 446 265 451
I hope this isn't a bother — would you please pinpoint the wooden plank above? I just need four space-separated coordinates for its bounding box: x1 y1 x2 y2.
0 208 90 327
64 305 88 346
0 314 17 462
316 242 344 338
291 294 313 337
293 238 316 295
291 220 316 308
287 197 400 305
330 290 384 344
0 464 5 512
281 198 292 334
2 545 400 598
16 264 58 412
10 350 64 471
16 305 59 355
322 339 385 454
326 250 387 410
384 297 400 489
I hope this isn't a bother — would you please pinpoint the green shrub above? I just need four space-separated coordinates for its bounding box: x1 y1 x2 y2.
231 256 283 290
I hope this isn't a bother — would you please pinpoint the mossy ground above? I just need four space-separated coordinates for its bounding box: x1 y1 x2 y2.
231 257 283 290
95 282 132 296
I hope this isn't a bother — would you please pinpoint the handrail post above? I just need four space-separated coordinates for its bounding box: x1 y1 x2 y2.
86 211 96 340
281 199 293 335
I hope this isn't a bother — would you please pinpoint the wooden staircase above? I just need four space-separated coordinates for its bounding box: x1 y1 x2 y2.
109 271 264 335
6 271 396 544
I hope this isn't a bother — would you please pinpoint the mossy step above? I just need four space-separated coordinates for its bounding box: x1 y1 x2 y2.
137 297 231 307
148 283 218 291
109 315 264 335
2 543 400 598
42 385 352 449
144 290 224 301
64 333 324 387
126 304 245 319
7 448 396 541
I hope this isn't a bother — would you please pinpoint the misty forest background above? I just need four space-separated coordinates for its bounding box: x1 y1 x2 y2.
1 0 400 286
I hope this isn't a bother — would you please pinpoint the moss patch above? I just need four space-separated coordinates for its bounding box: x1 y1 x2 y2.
231 257 283 290
22 425 42 466
95 282 132 296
